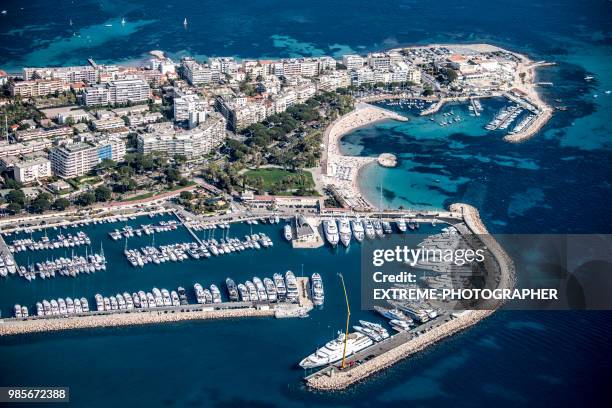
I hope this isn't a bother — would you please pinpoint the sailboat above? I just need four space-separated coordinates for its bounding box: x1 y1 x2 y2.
121 17 126 26
183 17 188 27
69 18 73 26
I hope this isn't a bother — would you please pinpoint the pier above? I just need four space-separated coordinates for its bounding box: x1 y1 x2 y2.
0 279 314 336
304 203 515 391
173 210 203 245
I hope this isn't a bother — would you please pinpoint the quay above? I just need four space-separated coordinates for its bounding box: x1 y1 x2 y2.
0 277 314 336
304 203 515 391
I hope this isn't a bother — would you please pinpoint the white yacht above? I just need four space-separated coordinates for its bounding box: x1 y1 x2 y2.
363 219 376 240
338 217 352 247
273 273 287 301
299 331 373 369
283 224 293 241
285 270 299 302
396 219 407 232
323 219 339 246
351 219 365 242
311 273 324 306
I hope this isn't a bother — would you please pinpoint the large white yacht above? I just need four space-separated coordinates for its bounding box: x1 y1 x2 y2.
338 217 352 247
299 331 373 369
323 219 339 246
311 273 324 306
351 218 365 242
363 218 376 240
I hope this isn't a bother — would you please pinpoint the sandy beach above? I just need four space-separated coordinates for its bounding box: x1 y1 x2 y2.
320 103 408 210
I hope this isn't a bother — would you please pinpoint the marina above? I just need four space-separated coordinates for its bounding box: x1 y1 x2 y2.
304 204 515 390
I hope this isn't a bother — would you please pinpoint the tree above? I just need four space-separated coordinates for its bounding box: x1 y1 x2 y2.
94 185 112 202
6 202 22 214
173 154 188 164
165 167 181 183
3 179 23 189
76 192 96 206
29 196 51 213
6 189 26 206
53 198 70 211
180 191 193 200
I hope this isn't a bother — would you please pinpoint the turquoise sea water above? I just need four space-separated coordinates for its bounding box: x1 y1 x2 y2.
1 0 611 406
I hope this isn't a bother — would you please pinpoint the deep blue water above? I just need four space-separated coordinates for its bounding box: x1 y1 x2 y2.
1 0 611 406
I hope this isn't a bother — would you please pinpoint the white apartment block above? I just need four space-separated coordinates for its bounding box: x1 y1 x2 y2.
367 53 391 71
215 96 267 131
49 142 99 178
318 71 351 91
342 55 365 71
173 91 207 121
0 140 53 158
137 112 226 158
84 79 150 106
23 65 97 83
13 158 52 183
93 117 126 131
49 137 126 177
181 58 213 85
9 79 69 97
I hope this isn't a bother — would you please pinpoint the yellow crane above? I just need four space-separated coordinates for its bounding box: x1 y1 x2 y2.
338 273 351 369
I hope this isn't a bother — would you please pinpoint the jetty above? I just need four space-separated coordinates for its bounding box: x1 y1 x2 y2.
304 203 515 391
0 278 313 336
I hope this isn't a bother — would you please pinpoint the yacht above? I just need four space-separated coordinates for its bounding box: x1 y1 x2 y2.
81 298 90 313
390 319 412 332
203 289 213 304
299 331 373 369
363 219 376 240
161 289 171 306
382 221 393 234
263 277 278 301
351 218 365 242
285 270 299 302
42 300 51 316
245 280 258 301
36 302 44 316
177 287 188 305
253 277 268 301
338 217 352 247
353 325 383 342
273 273 287 301
95 294 104 311
283 224 293 241
14 304 22 318
210 284 222 303
194 283 206 304
323 219 339 246
375 306 410 322
225 278 239 301
359 320 390 340
170 290 180 306
73 298 83 313
373 220 384 238
396 219 407 232
311 273 324 306
237 283 249 301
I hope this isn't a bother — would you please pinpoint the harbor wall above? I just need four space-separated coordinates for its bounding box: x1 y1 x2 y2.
306 202 516 391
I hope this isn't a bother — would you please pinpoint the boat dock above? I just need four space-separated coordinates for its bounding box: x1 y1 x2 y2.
304 203 515 391
173 210 203 245
0 278 314 336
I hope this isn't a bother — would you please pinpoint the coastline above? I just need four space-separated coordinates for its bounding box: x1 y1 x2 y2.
320 102 408 210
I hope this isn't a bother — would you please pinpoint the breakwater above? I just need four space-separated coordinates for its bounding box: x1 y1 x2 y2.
305 202 515 391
